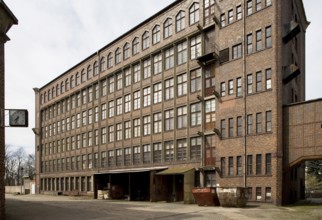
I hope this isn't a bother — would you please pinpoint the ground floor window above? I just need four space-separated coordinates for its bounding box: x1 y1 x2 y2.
205 171 216 187
248 187 252 201
265 187 271 201
256 187 262 201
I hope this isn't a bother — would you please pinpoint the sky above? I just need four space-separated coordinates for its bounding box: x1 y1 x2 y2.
3 0 322 154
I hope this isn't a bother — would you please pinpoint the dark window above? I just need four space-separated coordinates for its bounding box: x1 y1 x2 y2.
256 112 262 133
219 48 229 63
256 154 262 175
247 155 253 175
266 153 272 174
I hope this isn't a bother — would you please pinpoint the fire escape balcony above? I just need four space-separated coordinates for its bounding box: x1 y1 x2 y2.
283 20 301 44
283 64 301 84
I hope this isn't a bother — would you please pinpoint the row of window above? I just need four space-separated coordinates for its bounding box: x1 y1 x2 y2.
248 186 272 201
41 137 202 173
40 1 203 104
220 153 272 177
220 110 272 138
40 176 92 192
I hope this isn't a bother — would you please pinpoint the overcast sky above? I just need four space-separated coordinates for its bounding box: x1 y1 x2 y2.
4 0 322 154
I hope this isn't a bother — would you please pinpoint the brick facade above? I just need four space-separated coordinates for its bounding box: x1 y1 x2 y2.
35 0 309 205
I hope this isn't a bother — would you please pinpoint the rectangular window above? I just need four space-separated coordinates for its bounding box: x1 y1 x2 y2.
266 153 272 175
116 149 122 166
220 13 225 27
265 26 272 48
190 102 201 126
101 151 106 167
265 68 272 90
248 187 253 201
143 59 151 79
153 113 162 134
177 139 187 161
116 72 123 90
247 34 253 54
232 43 242 59
266 0 272 6
101 103 107 120
177 106 187 129
228 157 234 176
256 187 262 201
108 76 114 94
237 77 242 97
190 35 201 60
204 0 215 25
101 80 107 97
229 118 234 137
221 157 226 176
205 99 216 123
153 53 162 75
143 144 151 164
190 137 201 161
237 156 242 176
247 74 253 94
247 0 253 15
165 141 174 162
116 123 122 141
177 73 187 97
247 114 253 134
165 47 174 70
221 119 226 138
256 112 262 133
124 147 131 166
228 9 233 24
133 146 141 165
164 109 174 131
237 116 242 136
116 97 122 115
124 94 131 113
108 126 114 143
236 5 242 20
256 154 262 175
177 41 187 65
108 101 114 118
266 111 272 132
205 67 215 89
221 82 226 97
165 78 174 100
265 187 272 201
190 68 201 93
256 71 262 92
88 131 93 147
143 87 151 107
133 63 141 83
153 143 162 163
256 0 262 11
124 68 131 87
88 109 92 125
124 121 131 139
256 30 262 51
247 155 253 175
133 91 141 110
143 115 151 136
153 82 162 104
133 118 141 138
228 80 234 95
108 150 114 167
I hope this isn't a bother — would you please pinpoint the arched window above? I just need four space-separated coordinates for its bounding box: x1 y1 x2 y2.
152 25 160 45
70 75 75 89
65 78 69 91
107 53 113 68
142 31 149 50
164 18 172 38
61 81 65 94
115 48 121 64
123 43 130 60
81 69 86 83
176 11 185 32
189 3 200 25
76 72 80 86
52 87 55 98
132 37 139 55
56 84 60 96
93 61 99 76
87 65 92 79
100 57 106 72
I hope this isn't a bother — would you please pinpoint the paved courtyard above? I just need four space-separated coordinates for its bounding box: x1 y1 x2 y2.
5 194 322 220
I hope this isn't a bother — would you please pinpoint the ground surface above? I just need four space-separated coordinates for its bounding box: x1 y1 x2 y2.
5 194 322 220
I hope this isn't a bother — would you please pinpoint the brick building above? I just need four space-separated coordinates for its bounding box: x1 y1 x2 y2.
0 0 18 219
34 0 310 205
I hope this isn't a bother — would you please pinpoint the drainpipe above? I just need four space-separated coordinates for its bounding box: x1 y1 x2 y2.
243 0 247 189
